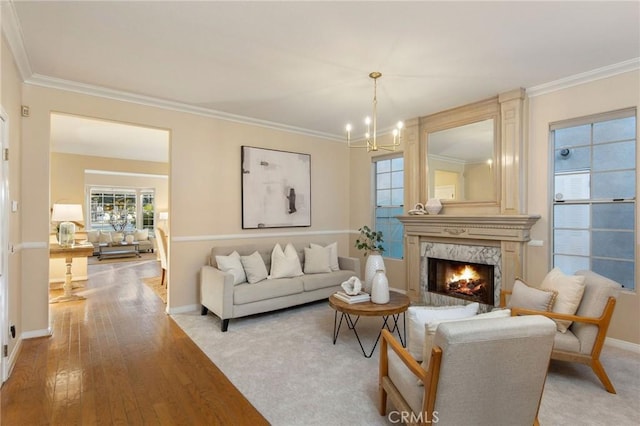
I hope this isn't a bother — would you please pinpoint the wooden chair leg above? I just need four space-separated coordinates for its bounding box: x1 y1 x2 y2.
591 359 616 394
160 268 166 286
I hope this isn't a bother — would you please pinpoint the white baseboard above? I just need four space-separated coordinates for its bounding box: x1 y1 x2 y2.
168 304 199 315
605 337 640 354
21 327 52 339
5 337 22 380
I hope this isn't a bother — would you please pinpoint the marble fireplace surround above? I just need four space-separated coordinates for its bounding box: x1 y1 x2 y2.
398 215 540 310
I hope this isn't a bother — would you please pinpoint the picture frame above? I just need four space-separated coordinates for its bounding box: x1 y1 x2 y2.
241 146 311 229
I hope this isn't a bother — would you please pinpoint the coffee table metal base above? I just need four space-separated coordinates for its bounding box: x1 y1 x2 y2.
332 310 406 358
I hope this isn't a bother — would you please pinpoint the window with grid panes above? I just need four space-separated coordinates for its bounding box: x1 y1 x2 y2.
551 109 636 290
89 188 155 233
374 155 404 259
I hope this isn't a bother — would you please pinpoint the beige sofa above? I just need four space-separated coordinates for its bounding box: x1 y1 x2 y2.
86 229 156 255
200 243 360 331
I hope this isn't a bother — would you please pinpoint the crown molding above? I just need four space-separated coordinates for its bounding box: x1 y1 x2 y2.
527 58 640 97
24 73 343 142
1 0 32 80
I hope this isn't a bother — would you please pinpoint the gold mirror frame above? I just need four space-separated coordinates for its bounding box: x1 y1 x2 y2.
419 96 501 209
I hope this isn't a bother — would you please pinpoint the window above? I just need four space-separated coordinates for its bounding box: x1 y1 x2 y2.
551 109 636 290
374 156 404 259
89 188 155 233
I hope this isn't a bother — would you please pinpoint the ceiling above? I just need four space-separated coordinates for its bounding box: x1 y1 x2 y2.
4 1 639 161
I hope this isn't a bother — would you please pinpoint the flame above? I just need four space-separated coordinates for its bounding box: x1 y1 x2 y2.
448 265 479 283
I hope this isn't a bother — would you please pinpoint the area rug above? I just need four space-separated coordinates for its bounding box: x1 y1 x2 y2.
142 276 166 303
171 302 640 426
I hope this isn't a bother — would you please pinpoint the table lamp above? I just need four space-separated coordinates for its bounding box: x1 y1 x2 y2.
51 204 84 247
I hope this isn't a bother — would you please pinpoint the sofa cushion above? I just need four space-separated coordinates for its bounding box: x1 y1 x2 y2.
310 242 339 271
99 231 113 243
407 303 479 361
87 230 100 243
541 268 586 333
234 277 304 305
216 251 247 285
302 270 354 292
508 278 557 312
270 243 303 279
134 229 149 241
303 246 331 274
211 244 258 267
553 328 581 353
240 251 269 284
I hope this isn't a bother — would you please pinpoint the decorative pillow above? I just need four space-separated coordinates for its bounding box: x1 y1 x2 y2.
310 242 340 271
270 243 303 279
215 251 247 285
240 251 269 284
540 268 586 333
420 308 512 379
98 231 113 243
303 246 331 274
406 303 479 361
134 229 149 241
87 230 100 243
507 279 557 312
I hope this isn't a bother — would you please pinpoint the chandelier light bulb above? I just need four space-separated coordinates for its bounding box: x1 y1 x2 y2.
397 121 404 129
365 116 371 125
346 124 352 132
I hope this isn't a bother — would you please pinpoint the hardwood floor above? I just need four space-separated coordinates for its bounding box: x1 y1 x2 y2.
1 259 268 425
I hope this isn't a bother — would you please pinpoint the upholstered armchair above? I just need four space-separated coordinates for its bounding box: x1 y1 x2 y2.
501 269 622 394
379 316 556 426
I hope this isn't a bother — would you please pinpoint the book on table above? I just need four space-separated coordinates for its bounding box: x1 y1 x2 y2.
334 291 370 304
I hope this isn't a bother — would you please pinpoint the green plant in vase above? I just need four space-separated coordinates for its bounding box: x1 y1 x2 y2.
355 225 385 255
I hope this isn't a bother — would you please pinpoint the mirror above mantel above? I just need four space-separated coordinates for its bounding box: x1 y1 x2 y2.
427 118 496 202
421 96 501 208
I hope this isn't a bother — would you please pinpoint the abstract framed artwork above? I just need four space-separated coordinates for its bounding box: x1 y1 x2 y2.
241 146 311 229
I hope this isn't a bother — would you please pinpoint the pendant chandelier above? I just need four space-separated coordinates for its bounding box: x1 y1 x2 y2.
346 72 404 152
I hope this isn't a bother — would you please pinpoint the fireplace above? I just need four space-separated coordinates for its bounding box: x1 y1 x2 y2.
428 257 495 305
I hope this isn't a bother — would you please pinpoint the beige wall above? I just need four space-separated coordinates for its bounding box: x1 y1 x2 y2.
19 83 351 334
526 70 640 344
2 34 24 359
50 152 169 218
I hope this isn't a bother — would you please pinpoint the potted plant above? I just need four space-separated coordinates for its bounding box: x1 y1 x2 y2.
355 225 385 255
355 226 386 292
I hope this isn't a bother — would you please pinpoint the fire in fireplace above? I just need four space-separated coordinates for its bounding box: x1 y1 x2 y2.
428 257 495 305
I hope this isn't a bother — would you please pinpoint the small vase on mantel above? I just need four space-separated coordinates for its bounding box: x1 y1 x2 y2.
426 198 443 215
371 269 390 304
364 251 386 293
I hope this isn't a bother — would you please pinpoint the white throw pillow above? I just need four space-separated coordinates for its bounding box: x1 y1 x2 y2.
406 303 479 361
98 231 113 243
87 230 100 243
421 308 512 377
134 229 149 241
270 243 303 279
215 251 247 285
540 268 586 333
303 246 331 274
310 242 340 271
240 251 269 284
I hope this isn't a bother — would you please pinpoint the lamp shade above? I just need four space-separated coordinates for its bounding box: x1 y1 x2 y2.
51 204 84 222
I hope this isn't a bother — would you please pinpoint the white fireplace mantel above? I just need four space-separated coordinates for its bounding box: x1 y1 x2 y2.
399 214 541 242
398 214 541 302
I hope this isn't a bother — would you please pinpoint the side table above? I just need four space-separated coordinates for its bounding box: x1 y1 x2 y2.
328 291 410 358
49 242 94 303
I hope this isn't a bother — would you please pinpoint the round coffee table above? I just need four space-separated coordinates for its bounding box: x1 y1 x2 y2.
329 291 410 358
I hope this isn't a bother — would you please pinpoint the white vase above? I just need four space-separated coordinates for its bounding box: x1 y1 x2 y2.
426 198 443 214
364 252 385 293
371 269 390 304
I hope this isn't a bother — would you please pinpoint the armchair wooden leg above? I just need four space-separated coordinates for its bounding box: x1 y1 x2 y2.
591 359 616 394
379 332 389 416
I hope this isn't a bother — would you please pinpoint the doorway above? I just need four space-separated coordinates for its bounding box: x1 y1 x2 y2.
49 113 169 306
